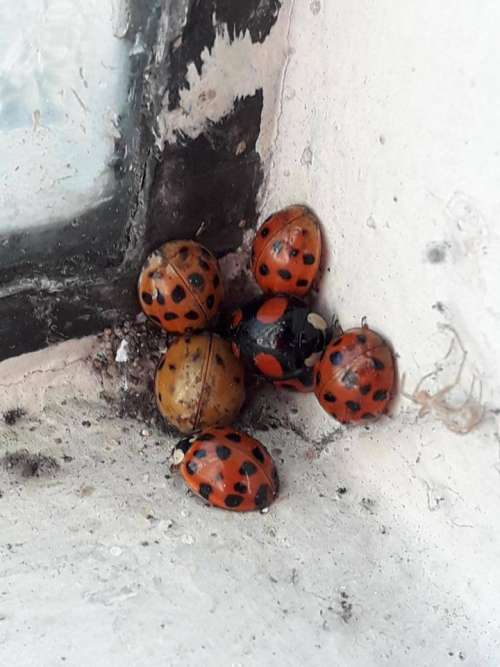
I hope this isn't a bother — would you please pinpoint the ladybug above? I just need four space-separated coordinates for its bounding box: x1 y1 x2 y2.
155 333 245 434
315 325 395 424
229 294 328 381
172 427 279 512
138 240 224 333
251 205 322 297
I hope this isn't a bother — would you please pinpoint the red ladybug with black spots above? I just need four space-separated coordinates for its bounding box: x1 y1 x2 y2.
251 205 322 297
228 294 329 383
315 324 395 423
138 240 224 334
172 427 279 512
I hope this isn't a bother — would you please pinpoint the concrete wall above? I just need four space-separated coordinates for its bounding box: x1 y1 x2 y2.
263 0 500 424
254 2 500 662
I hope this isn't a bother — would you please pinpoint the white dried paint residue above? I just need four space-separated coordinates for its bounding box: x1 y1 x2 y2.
156 8 293 171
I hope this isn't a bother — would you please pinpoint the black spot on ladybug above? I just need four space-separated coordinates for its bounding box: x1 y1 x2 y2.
215 354 224 367
362 412 375 420
185 310 200 320
290 248 299 257
278 269 292 280
234 482 247 494
346 401 361 412
372 358 385 370
342 370 358 388
216 445 231 460
168 364 176 371
226 432 241 443
179 246 189 260
198 433 214 441
259 263 270 276
252 446 265 463
357 334 367 344
186 460 198 475
330 351 343 366
206 294 215 309
373 389 388 401
360 384 372 395
297 279 309 287
156 291 165 305
172 285 186 303
188 272 205 289
260 227 270 238
272 240 283 254
150 315 161 324
324 392 336 403
176 438 191 454
255 484 270 509
164 312 179 321
199 258 210 271
199 483 212 500
141 292 153 305
225 494 244 508
239 461 257 476
316 371 321 384
303 254 315 265
158 358 165 371
213 275 220 289
193 449 207 459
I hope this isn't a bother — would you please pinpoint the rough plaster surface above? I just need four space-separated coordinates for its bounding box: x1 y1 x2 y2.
262 0 500 405
0 336 500 666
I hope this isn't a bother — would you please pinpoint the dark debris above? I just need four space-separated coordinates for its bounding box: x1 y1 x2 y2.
2 450 60 478
3 408 27 426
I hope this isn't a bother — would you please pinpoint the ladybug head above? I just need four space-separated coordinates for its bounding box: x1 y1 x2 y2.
171 437 193 465
299 312 328 368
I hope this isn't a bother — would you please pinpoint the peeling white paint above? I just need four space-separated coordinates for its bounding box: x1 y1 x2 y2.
0 0 131 233
156 6 294 167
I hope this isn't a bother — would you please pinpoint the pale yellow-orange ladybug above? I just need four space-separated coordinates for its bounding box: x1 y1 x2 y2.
155 333 245 434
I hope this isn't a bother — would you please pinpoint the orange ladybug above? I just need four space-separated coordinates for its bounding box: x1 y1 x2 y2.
315 325 395 423
251 205 322 297
155 333 245 434
173 427 279 511
138 240 224 333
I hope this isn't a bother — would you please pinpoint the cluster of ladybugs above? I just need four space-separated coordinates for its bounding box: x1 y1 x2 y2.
138 205 396 513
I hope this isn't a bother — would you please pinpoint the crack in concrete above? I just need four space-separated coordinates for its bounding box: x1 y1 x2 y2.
260 0 297 216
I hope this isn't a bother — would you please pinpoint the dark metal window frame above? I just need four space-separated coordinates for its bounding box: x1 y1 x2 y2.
0 0 281 361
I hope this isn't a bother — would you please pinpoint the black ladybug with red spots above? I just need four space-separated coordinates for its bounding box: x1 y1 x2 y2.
228 294 329 385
